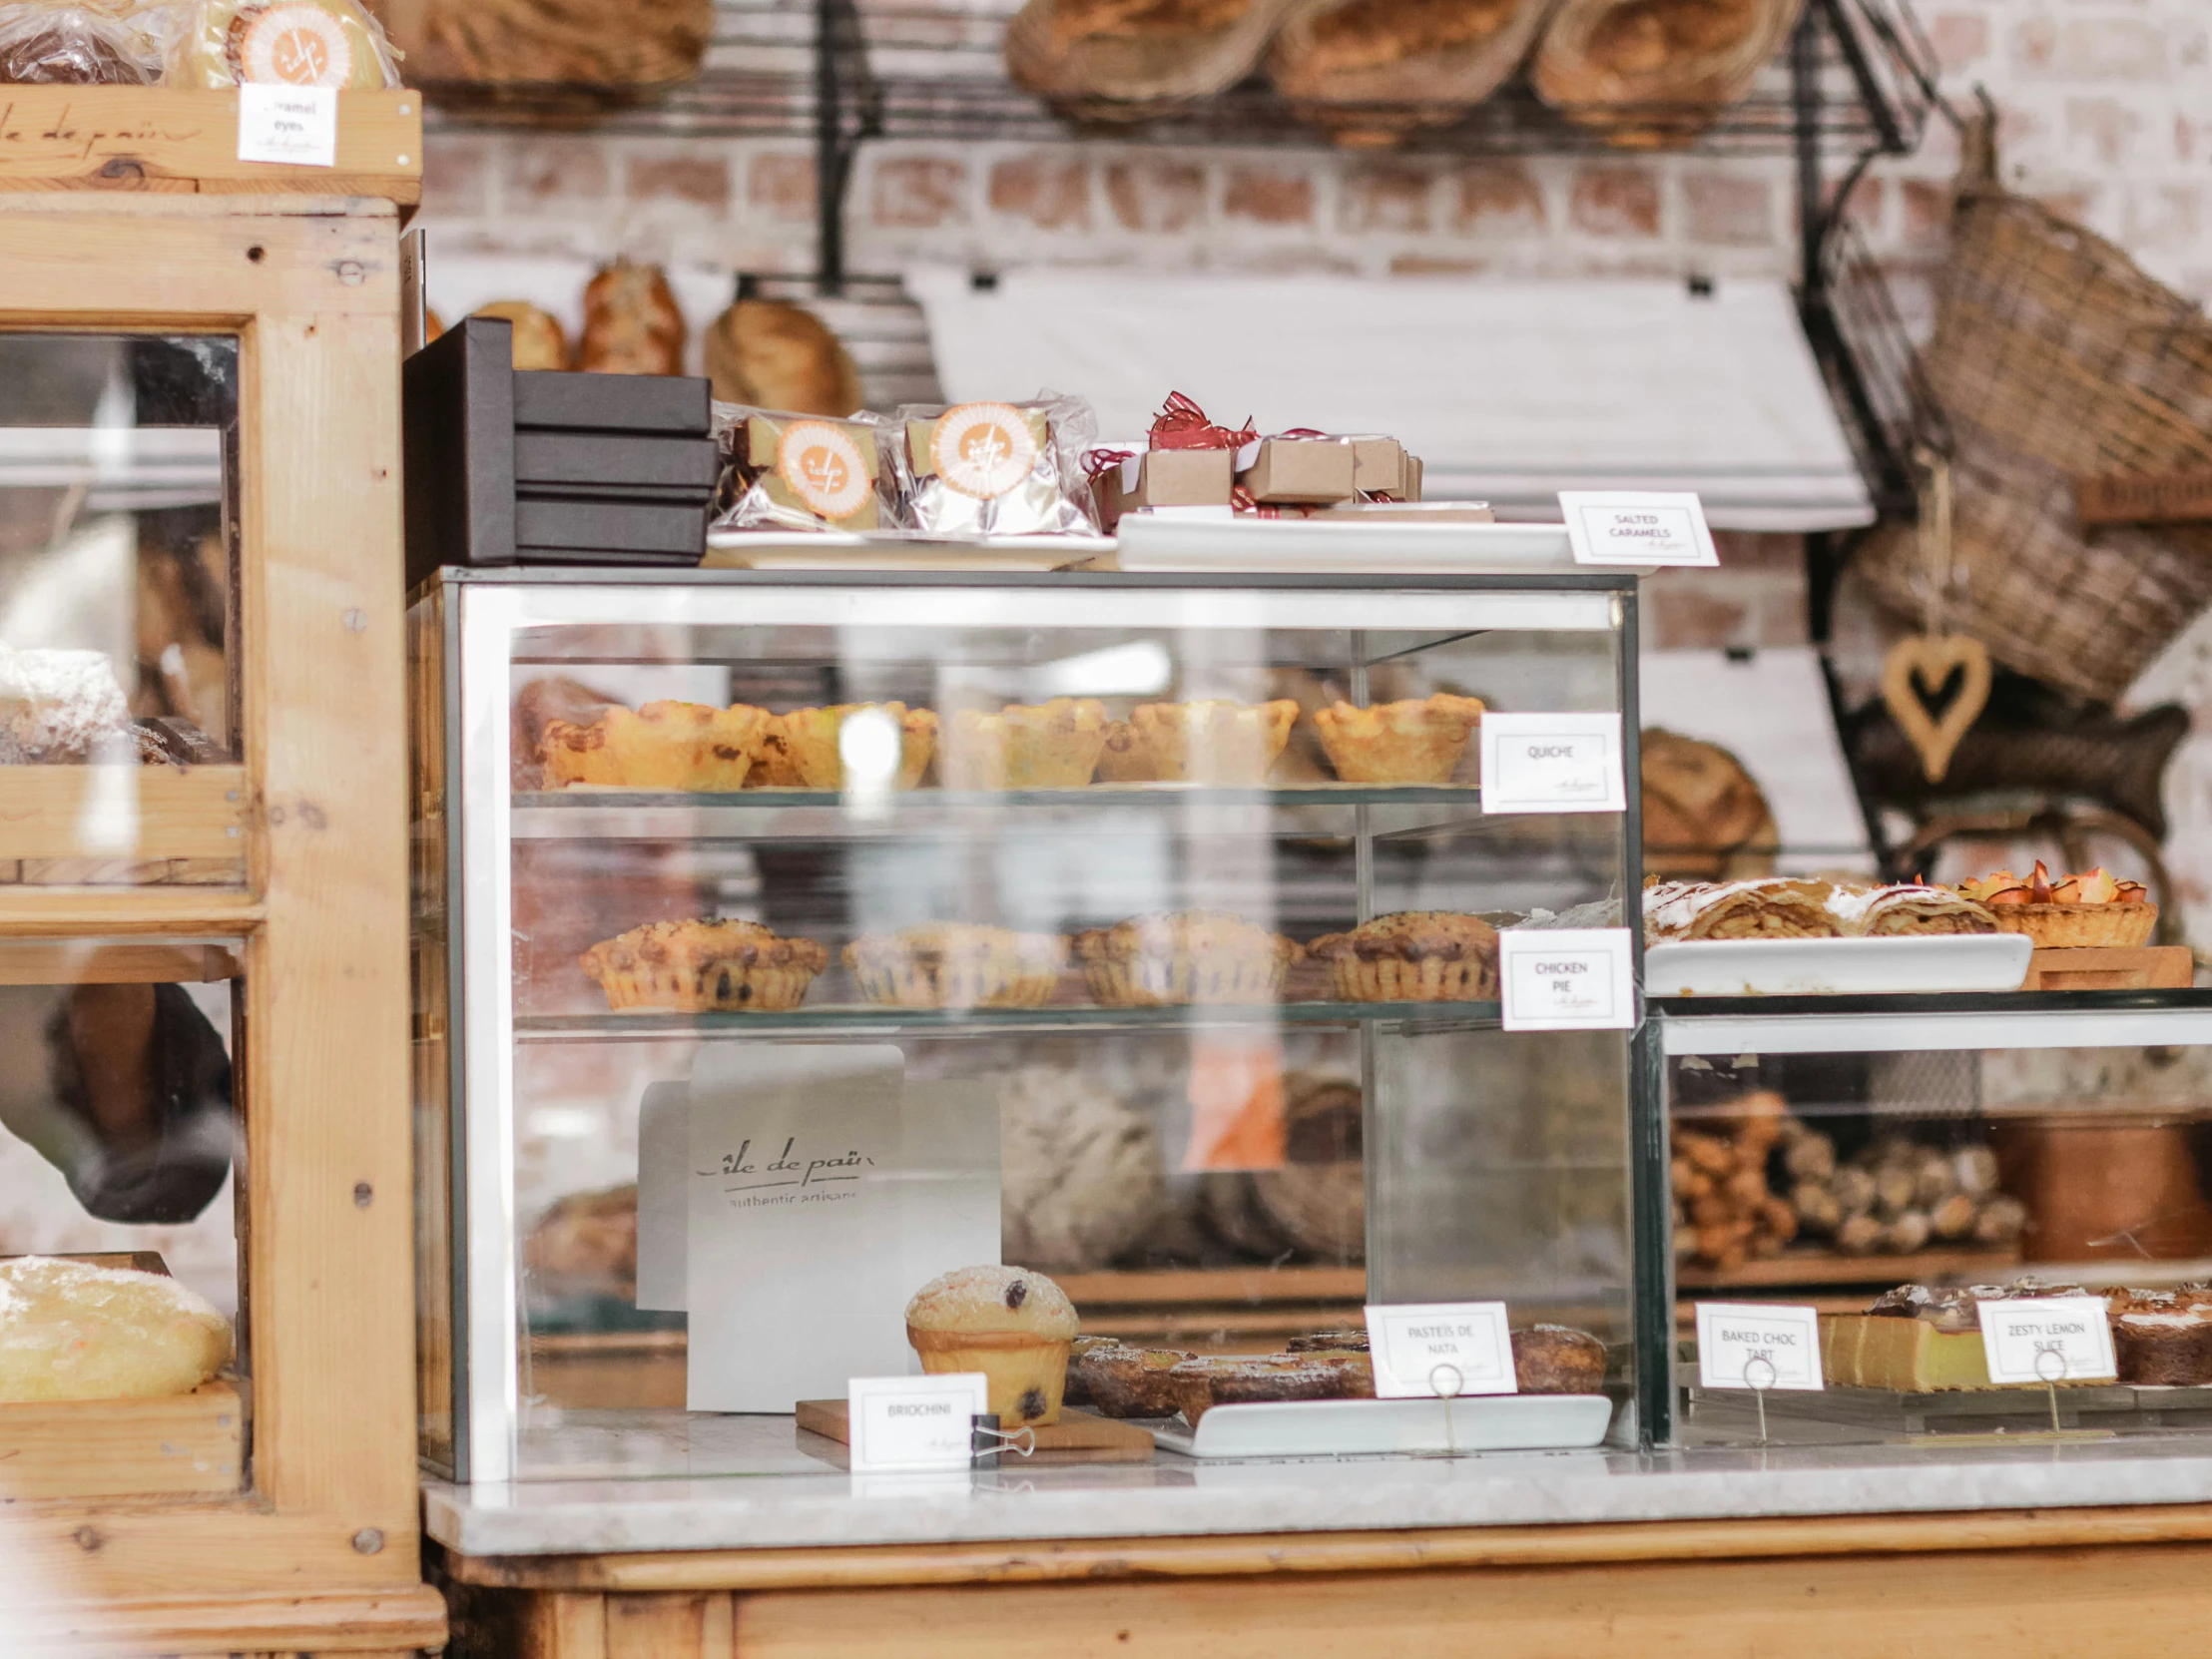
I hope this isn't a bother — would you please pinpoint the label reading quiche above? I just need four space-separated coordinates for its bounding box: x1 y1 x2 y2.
777 421 872 521
929 402 1037 500
235 2 357 87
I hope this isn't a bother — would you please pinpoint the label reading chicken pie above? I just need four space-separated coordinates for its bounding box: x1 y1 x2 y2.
777 421 873 521
929 402 1038 500
1498 928 1634 1031
237 2 357 87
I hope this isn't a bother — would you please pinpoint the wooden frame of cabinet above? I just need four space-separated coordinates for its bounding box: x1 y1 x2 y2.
0 99 440 1657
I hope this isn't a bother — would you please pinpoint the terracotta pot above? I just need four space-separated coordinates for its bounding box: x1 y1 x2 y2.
1994 1115 2212 1261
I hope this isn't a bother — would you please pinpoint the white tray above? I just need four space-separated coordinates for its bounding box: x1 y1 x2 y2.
1645 933 2034 997
703 531 1111 571
1115 515 1579 574
1148 1393 1615 1460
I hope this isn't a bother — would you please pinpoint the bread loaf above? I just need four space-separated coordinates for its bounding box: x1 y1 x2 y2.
705 299 863 418
579 261 687 377
1005 0 1303 121
472 301 570 371
0 1257 231 1402
1640 727 1776 881
384 0 710 88
1267 0 1554 147
1532 0 1803 149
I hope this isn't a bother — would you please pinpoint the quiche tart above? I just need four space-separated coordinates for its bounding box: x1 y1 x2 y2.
1306 909 1499 1001
542 701 771 791
1313 692 1485 784
753 703 937 790
843 923 1070 1009
1073 909 1303 1006
579 919 829 1012
1099 698 1299 784
940 697 1109 790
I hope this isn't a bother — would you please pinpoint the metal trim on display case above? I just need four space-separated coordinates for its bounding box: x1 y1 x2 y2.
1658 993 2212 1057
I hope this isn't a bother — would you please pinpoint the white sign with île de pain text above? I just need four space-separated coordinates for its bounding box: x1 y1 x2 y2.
1497 927 1635 1032
1558 491 1719 568
1480 712 1626 814
237 85 338 168
1696 1303 1824 1391
1364 1302 1517 1399
1977 1297 2116 1385
846 1373 988 1472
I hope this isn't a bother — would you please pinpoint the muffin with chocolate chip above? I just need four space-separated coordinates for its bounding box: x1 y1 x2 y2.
904 1264 1081 1428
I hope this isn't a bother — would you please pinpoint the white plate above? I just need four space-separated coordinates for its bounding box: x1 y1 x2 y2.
1644 933 2034 998
1148 1394 1614 1460
1115 515 1580 574
703 531 1111 571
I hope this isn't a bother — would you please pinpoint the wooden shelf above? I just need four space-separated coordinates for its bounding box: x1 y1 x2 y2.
0 1380 243 1499
0 940 240 983
1676 1246 2021 1292
0 764 245 860
0 90 420 202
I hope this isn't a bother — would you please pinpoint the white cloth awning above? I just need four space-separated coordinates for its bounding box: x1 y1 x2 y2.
906 266 1876 533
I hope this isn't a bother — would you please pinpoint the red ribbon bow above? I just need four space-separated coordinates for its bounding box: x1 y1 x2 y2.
1150 391 1257 452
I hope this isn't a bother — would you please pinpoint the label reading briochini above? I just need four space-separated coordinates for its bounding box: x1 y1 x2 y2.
847 1373 988 1471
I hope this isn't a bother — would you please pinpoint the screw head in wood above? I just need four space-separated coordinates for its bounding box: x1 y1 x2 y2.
352 1528 384 1554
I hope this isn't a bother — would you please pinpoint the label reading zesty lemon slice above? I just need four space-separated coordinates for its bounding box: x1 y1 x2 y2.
777 422 872 521
238 3 356 87
929 402 1038 501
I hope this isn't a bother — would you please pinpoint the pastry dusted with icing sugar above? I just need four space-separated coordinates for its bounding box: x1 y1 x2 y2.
905 1264 1080 1427
0 1257 231 1401
0 645 133 763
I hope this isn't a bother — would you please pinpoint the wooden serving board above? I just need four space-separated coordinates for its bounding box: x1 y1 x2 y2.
797 1398 1154 1464
0 1379 244 1499
2022 945 2194 991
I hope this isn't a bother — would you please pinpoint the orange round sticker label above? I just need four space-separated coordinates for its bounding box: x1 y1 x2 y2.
239 4 356 87
777 422 872 520
929 402 1037 500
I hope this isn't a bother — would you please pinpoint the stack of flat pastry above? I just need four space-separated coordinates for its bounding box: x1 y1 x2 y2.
754 704 938 790
579 919 829 1012
1312 693 1484 784
1005 0 1304 122
1306 910 1498 1001
1268 0 1556 147
1532 0 1803 149
1074 909 1304 1005
843 924 1069 1009
542 701 771 791
1099 698 1300 785
940 698 1110 790
1828 884 1998 937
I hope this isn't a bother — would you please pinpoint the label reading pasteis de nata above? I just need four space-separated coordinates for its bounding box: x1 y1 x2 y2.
778 421 872 521
930 402 1037 500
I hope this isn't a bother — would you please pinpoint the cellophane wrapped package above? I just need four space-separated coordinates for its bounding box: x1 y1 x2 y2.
711 403 886 534
889 391 1100 537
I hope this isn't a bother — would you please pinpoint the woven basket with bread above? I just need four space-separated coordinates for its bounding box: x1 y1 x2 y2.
1267 0 1557 147
1531 0 1802 149
1005 0 1305 123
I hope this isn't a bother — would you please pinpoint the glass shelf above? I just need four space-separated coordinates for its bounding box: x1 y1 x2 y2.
515 999 1503 1039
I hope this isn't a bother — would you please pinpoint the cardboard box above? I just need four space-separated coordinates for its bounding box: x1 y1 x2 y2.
1236 437 1357 505
1315 500 1493 523
1100 446 1235 527
1348 435 1405 494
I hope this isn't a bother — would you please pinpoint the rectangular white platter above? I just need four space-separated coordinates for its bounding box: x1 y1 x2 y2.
1645 933 2034 998
1114 515 1579 574
1147 1393 1615 1460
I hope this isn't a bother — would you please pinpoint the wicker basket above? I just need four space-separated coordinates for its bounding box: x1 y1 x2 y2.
1854 123 2212 707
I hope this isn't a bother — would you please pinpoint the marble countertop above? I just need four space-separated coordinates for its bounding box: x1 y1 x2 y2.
423 1412 2212 1559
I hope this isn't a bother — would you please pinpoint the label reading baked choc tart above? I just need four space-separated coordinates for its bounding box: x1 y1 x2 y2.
235 2 357 87
777 421 873 521
929 402 1038 500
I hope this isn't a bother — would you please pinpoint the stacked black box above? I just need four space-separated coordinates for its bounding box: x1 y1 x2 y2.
403 316 718 589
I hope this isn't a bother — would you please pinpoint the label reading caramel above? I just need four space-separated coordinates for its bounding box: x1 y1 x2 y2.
777 421 872 521
236 3 357 88
929 402 1037 500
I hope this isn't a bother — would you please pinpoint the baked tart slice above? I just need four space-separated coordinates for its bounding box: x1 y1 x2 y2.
579 919 829 1012
1074 908 1303 1005
940 698 1109 790
843 923 1070 1009
1956 863 2157 947
753 703 937 790
542 701 770 791
1108 698 1299 784
1313 692 1484 784
1306 909 1498 1001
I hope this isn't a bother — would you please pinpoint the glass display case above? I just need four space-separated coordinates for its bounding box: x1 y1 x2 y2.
1659 991 2212 1445
410 568 1648 1482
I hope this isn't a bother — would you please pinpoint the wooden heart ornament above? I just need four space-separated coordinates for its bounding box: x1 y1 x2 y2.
1882 633 1991 785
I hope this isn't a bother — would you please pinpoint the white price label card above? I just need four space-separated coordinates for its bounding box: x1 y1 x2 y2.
1480 712 1626 814
1695 1303 1824 1391
1364 1302 1517 1399
1558 490 1719 568
1497 928 1635 1031
1976 1297 2115 1385
237 85 338 168
846 1373 987 1472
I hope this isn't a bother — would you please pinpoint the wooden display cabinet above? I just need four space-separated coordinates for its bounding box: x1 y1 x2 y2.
0 92 440 1656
